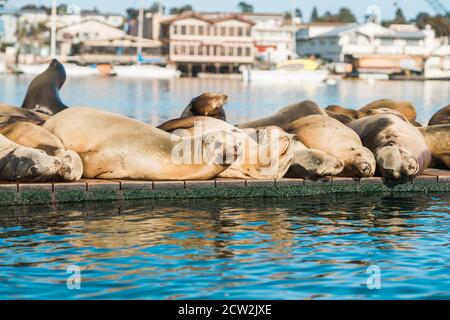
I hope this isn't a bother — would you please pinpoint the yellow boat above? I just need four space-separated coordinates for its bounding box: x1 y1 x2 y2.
276 59 320 71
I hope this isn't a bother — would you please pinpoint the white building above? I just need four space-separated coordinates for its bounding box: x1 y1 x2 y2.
0 4 17 44
296 22 437 62
18 8 49 26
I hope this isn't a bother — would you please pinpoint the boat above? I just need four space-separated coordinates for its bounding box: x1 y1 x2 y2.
423 56 450 80
113 64 181 79
18 63 100 77
242 59 329 83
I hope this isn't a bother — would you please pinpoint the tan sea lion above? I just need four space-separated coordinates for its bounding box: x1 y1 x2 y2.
359 99 417 122
180 92 228 121
428 105 450 126
0 134 62 182
325 105 364 120
237 100 325 129
325 110 355 124
286 115 376 178
419 124 450 169
348 114 431 182
0 122 82 181
0 104 49 127
159 116 296 180
44 107 242 180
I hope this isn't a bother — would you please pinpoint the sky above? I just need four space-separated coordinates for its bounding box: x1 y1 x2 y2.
11 0 444 21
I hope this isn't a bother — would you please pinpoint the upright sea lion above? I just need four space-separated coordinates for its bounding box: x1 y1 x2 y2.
44 107 242 180
348 114 431 182
325 105 364 120
428 105 450 126
237 100 325 129
0 134 62 182
159 116 296 180
286 115 376 178
0 122 83 181
0 104 49 127
179 92 228 121
359 99 417 122
21 59 68 116
419 124 450 169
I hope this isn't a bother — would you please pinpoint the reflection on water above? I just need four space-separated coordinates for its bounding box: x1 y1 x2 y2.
0 193 449 299
0 76 449 125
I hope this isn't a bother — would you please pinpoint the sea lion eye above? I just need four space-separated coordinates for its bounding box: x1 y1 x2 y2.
316 159 323 165
28 166 39 176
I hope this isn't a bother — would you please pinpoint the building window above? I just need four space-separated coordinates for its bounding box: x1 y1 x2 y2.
237 47 243 56
209 26 214 36
189 46 195 55
198 26 204 35
180 25 186 35
173 25 178 35
221 26 226 36
406 39 419 46
180 45 186 55
189 25 195 35
219 46 225 56
229 27 235 36
238 27 243 37
246 28 251 36
380 38 394 45
246 47 251 56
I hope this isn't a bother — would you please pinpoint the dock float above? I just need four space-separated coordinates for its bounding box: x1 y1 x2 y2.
0 169 449 206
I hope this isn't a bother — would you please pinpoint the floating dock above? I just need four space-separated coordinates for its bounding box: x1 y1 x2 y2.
0 169 449 206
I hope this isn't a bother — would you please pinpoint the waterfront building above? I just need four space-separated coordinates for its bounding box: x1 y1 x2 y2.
0 4 16 44
160 12 255 75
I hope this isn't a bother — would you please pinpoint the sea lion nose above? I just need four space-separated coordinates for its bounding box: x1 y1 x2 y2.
356 162 372 177
54 158 62 167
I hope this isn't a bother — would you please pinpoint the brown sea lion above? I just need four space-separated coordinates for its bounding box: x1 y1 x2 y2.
359 99 417 122
237 100 325 129
419 124 450 169
0 134 62 182
428 105 450 126
0 122 83 181
180 92 228 121
21 59 68 115
44 107 242 180
285 115 376 178
0 104 49 127
325 105 364 120
348 114 431 182
325 110 355 124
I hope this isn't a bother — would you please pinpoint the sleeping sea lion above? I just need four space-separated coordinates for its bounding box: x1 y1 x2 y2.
348 114 431 182
43 107 242 180
179 92 228 121
0 104 49 127
0 122 82 181
21 59 68 115
237 100 325 129
0 134 62 182
325 105 364 120
428 105 450 126
419 124 450 169
286 115 376 178
359 99 417 122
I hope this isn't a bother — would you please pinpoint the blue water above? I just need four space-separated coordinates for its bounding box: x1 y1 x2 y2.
0 193 449 299
0 76 449 125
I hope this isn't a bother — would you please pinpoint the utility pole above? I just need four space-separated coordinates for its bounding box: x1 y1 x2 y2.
291 0 297 55
51 0 57 58
137 0 144 62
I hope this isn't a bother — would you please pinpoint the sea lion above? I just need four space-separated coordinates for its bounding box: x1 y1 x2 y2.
0 122 83 181
0 104 49 127
159 116 296 180
348 114 431 182
0 134 62 182
237 100 325 129
325 105 364 120
419 124 450 169
325 110 355 124
286 115 376 178
179 92 228 121
21 59 68 116
359 99 417 122
428 105 450 126
44 107 242 180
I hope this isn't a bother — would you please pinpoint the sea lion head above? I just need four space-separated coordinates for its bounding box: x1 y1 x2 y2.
343 146 376 178
0 147 62 182
48 59 67 89
376 144 419 182
190 93 228 117
201 129 242 166
55 150 83 181
289 145 345 178
326 105 364 119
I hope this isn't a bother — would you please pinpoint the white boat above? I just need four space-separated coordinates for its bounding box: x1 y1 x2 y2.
242 59 329 83
18 63 99 77
113 64 181 79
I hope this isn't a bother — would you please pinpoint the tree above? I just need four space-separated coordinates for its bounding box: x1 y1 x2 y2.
126 8 139 20
149 1 165 14
337 8 357 23
237 2 254 13
169 5 193 15
310 7 319 22
394 8 406 24
57 4 68 15
295 9 303 19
